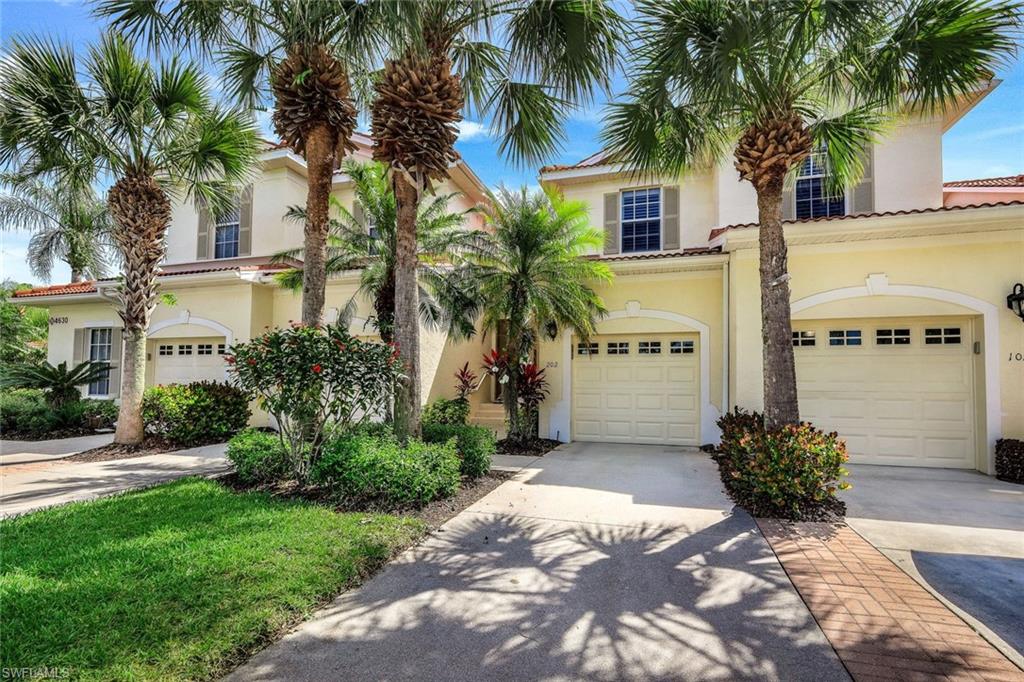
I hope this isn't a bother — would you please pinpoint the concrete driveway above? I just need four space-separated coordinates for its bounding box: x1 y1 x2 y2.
230 443 848 681
842 465 1024 665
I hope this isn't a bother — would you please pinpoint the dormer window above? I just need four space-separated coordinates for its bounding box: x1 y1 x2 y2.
214 203 240 259
795 149 845 219
621 188 661 253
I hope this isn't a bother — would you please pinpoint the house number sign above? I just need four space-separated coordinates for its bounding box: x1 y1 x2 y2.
1009 352 1024 362
49 316 68 325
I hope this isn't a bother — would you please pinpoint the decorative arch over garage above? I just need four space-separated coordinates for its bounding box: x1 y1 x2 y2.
791 273 1001 471
149 312 234 344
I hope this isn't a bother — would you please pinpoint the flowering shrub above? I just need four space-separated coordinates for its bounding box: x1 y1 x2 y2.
228 323 401 482
142 381 250 446
714 408 850 520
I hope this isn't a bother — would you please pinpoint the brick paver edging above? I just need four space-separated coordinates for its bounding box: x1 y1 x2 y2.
757 519 1023 682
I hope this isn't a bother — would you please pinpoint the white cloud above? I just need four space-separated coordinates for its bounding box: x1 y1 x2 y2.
457 120 491 141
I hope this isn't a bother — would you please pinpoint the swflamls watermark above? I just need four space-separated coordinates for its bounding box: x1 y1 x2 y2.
1 668 70 679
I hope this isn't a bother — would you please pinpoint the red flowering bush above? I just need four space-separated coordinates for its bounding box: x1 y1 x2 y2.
714 408 850 520
228 323 401 481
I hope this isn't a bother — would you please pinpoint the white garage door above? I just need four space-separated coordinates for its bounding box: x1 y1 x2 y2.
794 317 976 468
573 333 700 446
153 338 229 385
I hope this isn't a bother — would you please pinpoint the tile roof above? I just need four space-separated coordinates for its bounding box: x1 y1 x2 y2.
587 247 722 262
540 151 611 174
707 200 1024 241
943 174 1024 188
12 261 293 299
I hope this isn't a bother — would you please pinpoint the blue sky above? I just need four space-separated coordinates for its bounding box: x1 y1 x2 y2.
2 0 1022 286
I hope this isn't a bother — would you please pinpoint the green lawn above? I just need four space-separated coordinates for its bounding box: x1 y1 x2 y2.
0 478 424 681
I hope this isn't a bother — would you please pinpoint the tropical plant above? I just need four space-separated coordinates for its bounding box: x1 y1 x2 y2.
97 0 386 328
0 176 115 282
0 283 47 365
372 0 622 439
227 323 401 483
603 0 1022 429
454 361 477 400
1 360 111 408
469 188 611 442
273 160 481 343
142 381 251 446
0 34 259 444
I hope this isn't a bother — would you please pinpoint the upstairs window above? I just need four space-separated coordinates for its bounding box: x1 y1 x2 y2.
214 203 240 259
796 150 845 219
621 188 660 253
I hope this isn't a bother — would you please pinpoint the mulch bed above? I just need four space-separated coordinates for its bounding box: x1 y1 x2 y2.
65 437 183 464
496 438 560 457
3 428 100 441
220 470 516 531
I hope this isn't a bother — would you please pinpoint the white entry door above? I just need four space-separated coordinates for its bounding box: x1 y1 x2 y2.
572 333 700 446
793 317 976 468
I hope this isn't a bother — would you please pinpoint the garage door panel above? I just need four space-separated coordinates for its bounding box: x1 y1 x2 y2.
794 316 975 468
573 333 700 447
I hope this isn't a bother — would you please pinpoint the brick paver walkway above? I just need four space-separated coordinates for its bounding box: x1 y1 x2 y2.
758 520 1024 682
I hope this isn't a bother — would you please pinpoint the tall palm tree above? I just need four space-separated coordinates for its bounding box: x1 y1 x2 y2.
96 0 386 328
603 0 1021 429
466 186 611 443
0 34 258 444
372 0 622 438
274 160 482 343
0 176 115 282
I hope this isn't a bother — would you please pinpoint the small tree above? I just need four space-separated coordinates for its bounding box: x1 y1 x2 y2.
2 360 111 408
227 323 401 482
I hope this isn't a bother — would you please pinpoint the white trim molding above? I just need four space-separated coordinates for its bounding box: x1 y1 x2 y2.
792 274 1001 472
549 303 721 446
148 313 234 345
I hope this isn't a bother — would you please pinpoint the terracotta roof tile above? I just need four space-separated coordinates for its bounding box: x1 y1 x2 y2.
12 261 293 299
707 200 1024 241
586 247 722 262
943 174 1024 188
540 151 612 174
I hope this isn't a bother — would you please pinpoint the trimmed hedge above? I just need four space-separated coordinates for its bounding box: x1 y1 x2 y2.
226 429 291 484
422 422 495 478
995 438 1023 484
310 434 460 507
142 381 251 446
713 408 850 520
421 398 470 426
0 389 116 436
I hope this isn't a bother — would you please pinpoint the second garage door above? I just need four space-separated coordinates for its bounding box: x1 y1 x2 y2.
794 317 976 468
573 332 700 446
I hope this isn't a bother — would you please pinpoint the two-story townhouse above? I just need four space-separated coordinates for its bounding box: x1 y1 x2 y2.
14 133 505 427
535 89 1023 474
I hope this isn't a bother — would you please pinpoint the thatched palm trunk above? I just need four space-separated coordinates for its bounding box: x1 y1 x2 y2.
107 173 171 444
756 179 800 429
392 174 421 440
300 123 338 326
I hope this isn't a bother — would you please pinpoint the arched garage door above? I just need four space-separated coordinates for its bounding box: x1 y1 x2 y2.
793 316 976 468
572 332 700 446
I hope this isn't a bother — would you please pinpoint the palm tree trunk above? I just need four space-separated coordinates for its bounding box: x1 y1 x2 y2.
392 173 421 440
756 179 800 429
301 123 337 326
107 173 171 445
70 266 84 283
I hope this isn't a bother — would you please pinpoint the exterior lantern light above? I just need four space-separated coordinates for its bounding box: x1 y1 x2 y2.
1008 283 1024 322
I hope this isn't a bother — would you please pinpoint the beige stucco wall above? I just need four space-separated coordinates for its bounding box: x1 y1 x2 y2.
729 227 1024 471
873 117 945 212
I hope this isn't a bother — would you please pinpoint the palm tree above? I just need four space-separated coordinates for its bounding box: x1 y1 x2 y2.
273 160 482 343
466 186 611 443
372 0 622 438
97 0 385 327
603 0 1021 430
0 176 115 282
0 34 258 444
2 360 112 408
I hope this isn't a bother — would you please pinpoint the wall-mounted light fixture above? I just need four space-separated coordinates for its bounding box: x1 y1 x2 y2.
1008 283 1024 322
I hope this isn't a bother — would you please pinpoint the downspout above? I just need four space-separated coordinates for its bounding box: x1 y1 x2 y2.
721 261 730 419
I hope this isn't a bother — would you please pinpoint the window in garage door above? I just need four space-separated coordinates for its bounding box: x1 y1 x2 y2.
573 332 699 446
793 317 976 468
